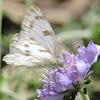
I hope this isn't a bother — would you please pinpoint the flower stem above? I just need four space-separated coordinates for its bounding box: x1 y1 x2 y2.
79 89 90 100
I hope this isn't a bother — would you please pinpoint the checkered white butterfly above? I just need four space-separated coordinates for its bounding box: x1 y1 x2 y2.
3 5 60 68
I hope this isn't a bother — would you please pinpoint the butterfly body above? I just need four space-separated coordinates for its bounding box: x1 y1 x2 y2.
3 5 60 68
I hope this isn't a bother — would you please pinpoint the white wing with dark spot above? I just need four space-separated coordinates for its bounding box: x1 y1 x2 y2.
3 5 59 68
3 38 57 68
21 5 59 57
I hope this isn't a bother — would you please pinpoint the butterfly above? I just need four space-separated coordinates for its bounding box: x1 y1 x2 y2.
3 5 60 68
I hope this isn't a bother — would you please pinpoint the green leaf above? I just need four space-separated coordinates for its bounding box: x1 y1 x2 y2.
79 89 90 100
84 78 91 85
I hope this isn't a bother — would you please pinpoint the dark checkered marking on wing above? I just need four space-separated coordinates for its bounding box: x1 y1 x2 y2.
43 30 52 36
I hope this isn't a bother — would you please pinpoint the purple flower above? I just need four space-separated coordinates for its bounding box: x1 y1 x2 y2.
76 41 100 81
77 41 100 65
37 41 100 100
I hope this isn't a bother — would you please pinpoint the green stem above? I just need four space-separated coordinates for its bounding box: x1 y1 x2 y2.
79 89 90 100
0 0 2 81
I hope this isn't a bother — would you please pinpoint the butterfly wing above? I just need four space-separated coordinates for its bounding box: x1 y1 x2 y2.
21 5 59 57
3 5 59 68
3 37 57 68
9 33 21 54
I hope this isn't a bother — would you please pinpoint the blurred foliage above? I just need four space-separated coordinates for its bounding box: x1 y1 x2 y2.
1 1 100 100
57 6 100 43
25 0 34 10
2 16 20 48
0 0 2 81
0 66 43 100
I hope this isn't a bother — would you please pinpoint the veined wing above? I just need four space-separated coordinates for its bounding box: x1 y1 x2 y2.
9 33 21 54
3 5 59 68
3 37 57 68
21 5 59 57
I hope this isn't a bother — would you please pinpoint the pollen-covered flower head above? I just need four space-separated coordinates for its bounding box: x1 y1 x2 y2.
37 41 100 100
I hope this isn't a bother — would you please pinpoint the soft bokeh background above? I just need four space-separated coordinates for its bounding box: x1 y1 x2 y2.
1 0 100 100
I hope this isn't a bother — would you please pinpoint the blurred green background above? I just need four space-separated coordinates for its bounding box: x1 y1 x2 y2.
1 0 100 100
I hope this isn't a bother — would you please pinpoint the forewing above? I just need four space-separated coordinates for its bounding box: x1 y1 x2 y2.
3 38 57 68
21 5 59 57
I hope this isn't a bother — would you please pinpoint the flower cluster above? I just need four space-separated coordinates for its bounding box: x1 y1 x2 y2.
37 41 100 100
